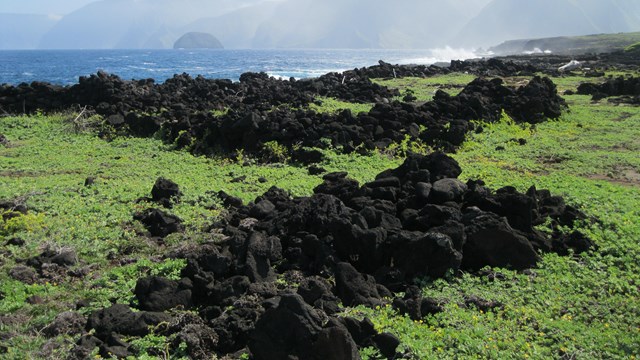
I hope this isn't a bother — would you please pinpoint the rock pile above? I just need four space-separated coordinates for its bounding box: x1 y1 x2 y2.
159 75 566 156
576 76 640 104
1 67 566 160
76 153 594 359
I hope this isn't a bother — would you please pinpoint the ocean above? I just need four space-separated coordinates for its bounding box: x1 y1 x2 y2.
0 48 476 85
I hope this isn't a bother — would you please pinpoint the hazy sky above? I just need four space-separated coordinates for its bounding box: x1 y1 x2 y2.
0 0 99 15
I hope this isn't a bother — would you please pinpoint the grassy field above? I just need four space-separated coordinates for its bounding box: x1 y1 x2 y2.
1 71 638 359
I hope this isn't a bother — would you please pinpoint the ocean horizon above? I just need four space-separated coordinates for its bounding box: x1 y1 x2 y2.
0 47 478 86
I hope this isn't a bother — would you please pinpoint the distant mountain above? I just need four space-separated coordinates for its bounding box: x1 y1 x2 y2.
18 0 640 50
0 14 58 49
250 0 492 49
489 32 640 55
174 32 223 49
455 0 640 48
34 0 492 49
37 0 268 49
183 1 281 49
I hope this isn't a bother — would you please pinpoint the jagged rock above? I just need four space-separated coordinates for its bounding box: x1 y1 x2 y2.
249 294 359 360
134 276 193 311
42 311 86 338
335 262 383 307
151 177 182 207
462 211 539 270
431 178 468 203
133 208 183 237
86 304 171 338
373 332 400 359
0 66 566 161
577 76 640 103
73 144 594 360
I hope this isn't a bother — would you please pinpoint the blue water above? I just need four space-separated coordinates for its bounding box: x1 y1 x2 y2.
0 48 471 85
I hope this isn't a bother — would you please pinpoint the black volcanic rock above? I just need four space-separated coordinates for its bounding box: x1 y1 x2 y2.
151 177 182 207
577 76 640 103
173 32 223 49
133 208 183 237
0 58 569 163
79 153 596 359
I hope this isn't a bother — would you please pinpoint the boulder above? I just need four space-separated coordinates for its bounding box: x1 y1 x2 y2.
249 294 325 360
462 212 539 270
133 208 183 237
134 276 193 311
86 304 171 339
335 262 383 307
151 177 182 207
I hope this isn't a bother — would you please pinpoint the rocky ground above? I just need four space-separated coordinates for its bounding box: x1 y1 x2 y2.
1 52 638 359
66 153 592 359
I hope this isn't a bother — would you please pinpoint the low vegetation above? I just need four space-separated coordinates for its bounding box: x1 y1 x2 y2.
373 73 476 103
0 70 638 359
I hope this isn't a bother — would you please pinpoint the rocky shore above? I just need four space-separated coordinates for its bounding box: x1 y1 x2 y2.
0 55 580 160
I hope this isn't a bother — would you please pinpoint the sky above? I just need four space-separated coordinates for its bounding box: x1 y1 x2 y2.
0 0 99 15
1 0 639 50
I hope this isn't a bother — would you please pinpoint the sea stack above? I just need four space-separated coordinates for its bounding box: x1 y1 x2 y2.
173 32 223 49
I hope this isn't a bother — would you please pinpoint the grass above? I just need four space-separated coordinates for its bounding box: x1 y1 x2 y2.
348 90 640 359
0 113 398 358
309 96 374 115
1 72 639 359
625 42 640 54
373 73 476 103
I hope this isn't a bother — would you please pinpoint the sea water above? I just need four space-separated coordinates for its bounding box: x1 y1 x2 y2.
0 47 476 85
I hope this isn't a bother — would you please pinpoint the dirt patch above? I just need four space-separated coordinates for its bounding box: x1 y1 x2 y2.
612 112 633 122
538 154 572 165
587 168 640 187
0 169 82 178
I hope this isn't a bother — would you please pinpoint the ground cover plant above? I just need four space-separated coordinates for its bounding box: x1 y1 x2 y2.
1 68 639 359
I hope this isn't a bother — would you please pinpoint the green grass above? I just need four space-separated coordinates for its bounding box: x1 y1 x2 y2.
1 73 639 359
309 96 374 115
0 113 398 358
373 73 476 102
348 96 640 360
625 42 640 54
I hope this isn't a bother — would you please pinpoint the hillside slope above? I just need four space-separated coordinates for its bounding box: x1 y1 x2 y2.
456 0 640 48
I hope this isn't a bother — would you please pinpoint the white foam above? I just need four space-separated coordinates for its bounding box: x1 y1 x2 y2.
267 73 292 80
523 48 552 55
398 46 478 65
267 68 349 80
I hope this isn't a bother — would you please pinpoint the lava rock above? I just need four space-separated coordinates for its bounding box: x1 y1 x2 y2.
249 294 325 360
42 311 86 338
133 208 183 237
134 276 193 311
151 177 182 207
86 304 171 339
335 262 383 307
462 212 539 270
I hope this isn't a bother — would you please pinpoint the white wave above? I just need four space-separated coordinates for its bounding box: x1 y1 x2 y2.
267 73 292 81
523 48 553 55
267 68 349 80
398 46 478 65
